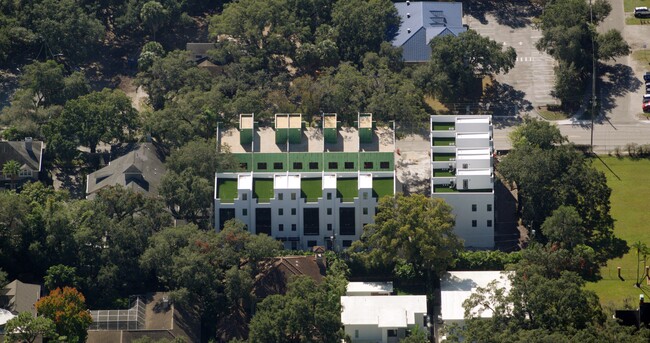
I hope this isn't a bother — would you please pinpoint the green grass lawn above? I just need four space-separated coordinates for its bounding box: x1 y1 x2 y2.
432 138 456 146
585 156 650 307
433 185 458 193
433 154 455 162
632 49 650 67
625 0 650 12
253 179 274 203
301 178 322 202
432 123 455 131
433 170 454 177
373 177 394 198
337 178 358 201
537 106 571 120
217 179 238 203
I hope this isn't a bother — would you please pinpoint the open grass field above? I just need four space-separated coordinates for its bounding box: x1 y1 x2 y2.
585 156 650 307
625 0 650 24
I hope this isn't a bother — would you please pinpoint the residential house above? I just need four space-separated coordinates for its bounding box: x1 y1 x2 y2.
253 254 327 299
0 280 41 316
186 42 215 63
87 292 199 343
341 294 428 342
346 281 393 296
438 271 511 341
215 113 396 251
0 138 44 187
86 143 166 199
392 1 466 62
430 115 495 248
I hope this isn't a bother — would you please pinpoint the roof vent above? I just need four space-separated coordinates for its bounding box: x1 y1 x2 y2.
406 0 410 5
407 28 411 33
407 12 410 18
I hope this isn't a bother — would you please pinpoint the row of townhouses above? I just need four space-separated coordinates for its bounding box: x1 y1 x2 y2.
214 113 495 250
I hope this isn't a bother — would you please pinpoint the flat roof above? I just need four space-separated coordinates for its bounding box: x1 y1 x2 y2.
456 148 491 155
440 271 511 321
456 169 492 176
456 117 490 124
457 133 490 139
274 173 301 189
359 173 373 189
341 295 426 326
359 113 372 128
323 114 337 129
323 174 337 189
240 114 254 129
346 281 393 295
237 174 253 190
275 113 302 129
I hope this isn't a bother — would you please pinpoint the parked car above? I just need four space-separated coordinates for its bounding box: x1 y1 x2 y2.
645 72 650 82
635 7 650 18
644 94 650 102
643 100 650 112
646 82 650 93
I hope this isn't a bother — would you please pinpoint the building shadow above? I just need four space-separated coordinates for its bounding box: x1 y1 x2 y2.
494 178 521 252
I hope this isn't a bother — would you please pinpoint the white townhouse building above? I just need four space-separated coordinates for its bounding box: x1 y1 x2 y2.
430 115 495 248
215 113 396 251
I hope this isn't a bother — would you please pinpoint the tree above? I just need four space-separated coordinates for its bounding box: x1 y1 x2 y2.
540 206 585 249
140 1 169 40
551 61 584 109
3 312 57 343
596 29 631 62
351 194 462 289
35 287 93 343
3 160 21 189
0 267 6 288
509 117 565 150
631 241 650 288
20 60 65 107
138 41 165 71
418 29 516 101
44 264 80 291
46 88 138 154
331 0 400 64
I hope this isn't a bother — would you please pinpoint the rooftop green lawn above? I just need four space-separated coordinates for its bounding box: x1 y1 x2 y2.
432 138 456 146
433 170 454 177
373 177 394 198
433 185 458 193
432 123 455 131
301 178 322 201
337 178 358 201
253 179 274 203
433 154 455 161
217 179 238 203
585 156 650 307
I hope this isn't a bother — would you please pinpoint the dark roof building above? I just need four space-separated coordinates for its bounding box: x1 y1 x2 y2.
86 143 166 198
0 139 44 184
186 42 215 63
0 280 42 316
253 255 327 299
392 1 466 62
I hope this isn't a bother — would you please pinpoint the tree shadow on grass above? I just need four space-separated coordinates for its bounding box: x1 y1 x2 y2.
465 0 542 29
599 63 643 114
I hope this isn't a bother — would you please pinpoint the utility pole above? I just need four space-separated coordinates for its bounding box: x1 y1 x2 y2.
590 0 597 154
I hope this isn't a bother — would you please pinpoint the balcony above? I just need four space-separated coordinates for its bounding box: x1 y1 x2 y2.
432 153 456 162
432 137 456 146
432 122 455 131
433 169 455 177
216 179 238 203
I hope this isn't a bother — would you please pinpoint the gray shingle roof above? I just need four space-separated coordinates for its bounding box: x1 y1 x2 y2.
0 140 43 172
86 143 166 198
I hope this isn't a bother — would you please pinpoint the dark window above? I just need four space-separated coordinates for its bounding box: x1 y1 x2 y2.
472 220 477 227
340 207 355 235
472 204 477 212
380 161 390 169
343 240 352 248
487 220 493 227
242 209 248 216
463 179 468 189
309 162 319 170
363 208 368 215
278 208 283 216
273 162 283 170
293 162 303 169
304 208 319 236
291 193 297 200
278 193 284 200
364 162 373 169
240 162 248 169
487 204 493 212
291 224 297 231
327 223 332 231
255 208 272 235
327 193 332 200
327 208 332 215
328 162 338 169
291 208 296 215
258 162 267 170
242 193 248 200
388 330 397 337
279 224 284 231
219 209 236 230
344 162 354 169
291 241 298 250
307 240 317 248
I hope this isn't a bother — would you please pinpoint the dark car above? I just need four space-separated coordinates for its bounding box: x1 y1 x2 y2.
643 100 650 113
636 7 650 18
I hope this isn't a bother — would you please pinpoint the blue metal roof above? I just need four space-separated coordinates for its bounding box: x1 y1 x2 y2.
393 1 466 62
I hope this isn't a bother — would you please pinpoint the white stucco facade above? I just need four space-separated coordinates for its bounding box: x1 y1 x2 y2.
430 115 495 248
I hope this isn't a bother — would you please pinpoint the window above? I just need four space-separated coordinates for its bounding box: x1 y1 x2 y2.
472 220 477 227
291 208 296 215
343 240 352 248
355 330 359 339
363 208 368 215
278 208 283 216
279 224 284 231
387 329 397 337
487 204 493 212
273 162 283 170
328 162 338 169
363 192 368 200
380 161 390 169
278 193 284 200
472 204 477 212
309 162 319 170
258 162 267 170
327 208 332 215
240 162 248 169
242 209 248 216
487 220 493 227
364 162 373 169
291 193 297 200
293 162 303 169
344 162 354 169
462 163 468 169
291 224 297 231
242 193 248 200
463 179 468 189
308 240 317 248
327 192 332 200
327 223 332 231
291 241 298 250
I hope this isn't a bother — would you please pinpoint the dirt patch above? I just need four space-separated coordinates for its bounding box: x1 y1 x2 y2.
117 75 149 112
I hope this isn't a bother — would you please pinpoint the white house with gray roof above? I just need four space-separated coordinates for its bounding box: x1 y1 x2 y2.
393 1 466 62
